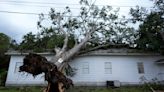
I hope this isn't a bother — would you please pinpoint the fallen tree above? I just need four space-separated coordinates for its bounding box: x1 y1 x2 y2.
19 0 136 91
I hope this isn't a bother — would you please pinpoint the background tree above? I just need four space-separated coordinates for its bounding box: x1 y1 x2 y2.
0 33 10 86
18 28 76 52
129 0 164 53
9 39 19 50
19 32 36 51
0 33 10 54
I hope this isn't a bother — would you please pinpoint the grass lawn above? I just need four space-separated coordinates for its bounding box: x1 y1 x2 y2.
0 86 42 92
0 86 156 92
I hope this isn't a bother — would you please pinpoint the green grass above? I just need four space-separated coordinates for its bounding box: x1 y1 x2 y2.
0 86 42 92
67 86 151 92
0 86 154 92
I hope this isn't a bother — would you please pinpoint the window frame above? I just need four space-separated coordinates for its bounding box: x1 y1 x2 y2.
104 62 112 74
137 62 145 74
82 62 89 74
14 62 23 73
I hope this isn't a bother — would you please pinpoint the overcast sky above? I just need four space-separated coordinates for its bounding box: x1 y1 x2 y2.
0 0 154 43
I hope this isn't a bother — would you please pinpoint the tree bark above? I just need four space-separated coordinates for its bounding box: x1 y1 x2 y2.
50 30 93 69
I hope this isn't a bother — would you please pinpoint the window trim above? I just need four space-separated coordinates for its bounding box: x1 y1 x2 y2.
104 62 112 74
14 62 23 73
137 62 145 74
82 62 89 74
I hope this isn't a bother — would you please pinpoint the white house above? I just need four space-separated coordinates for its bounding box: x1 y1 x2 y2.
5 48 164 86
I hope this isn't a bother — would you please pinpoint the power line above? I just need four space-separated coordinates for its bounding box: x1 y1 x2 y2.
0 1 79 5
0 2 80 9
0 10 81 17
0 0 153 8
0 10 132 20
0 10 44 15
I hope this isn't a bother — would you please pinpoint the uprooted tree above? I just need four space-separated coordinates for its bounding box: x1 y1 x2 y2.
19 0 136 92
25 0 135 68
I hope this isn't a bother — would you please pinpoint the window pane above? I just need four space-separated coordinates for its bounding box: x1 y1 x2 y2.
105 62 112 68
83 68 89 74
14 62 23 73
105 62 112 74
105 68 112 74
83 62 89 69
82 62 89 74
137 62 144 74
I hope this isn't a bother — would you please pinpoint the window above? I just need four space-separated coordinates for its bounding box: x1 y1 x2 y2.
105 62 112 74
14 62 23 73
137 62 144 74
82 62 89 74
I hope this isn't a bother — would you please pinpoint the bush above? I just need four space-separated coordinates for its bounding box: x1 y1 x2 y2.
0 70 7 86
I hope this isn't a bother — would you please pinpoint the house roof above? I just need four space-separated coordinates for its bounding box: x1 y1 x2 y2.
80 48 161 56
5 48 161 56
5 50 54 56
156 59 164 64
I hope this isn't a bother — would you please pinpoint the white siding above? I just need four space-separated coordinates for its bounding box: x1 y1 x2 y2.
6 54 164 86
69 55 163 85
5 55 54 86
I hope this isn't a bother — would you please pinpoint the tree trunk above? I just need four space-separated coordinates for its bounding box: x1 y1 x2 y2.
50 30 92 69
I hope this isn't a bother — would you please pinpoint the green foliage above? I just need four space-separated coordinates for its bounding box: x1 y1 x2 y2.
18 0 137 52
130 0 164 52
47 34 65 49
9 40 19 50
0 55 10 86
129 6 147 23
155 0 164 13
64 63 77 77
0 33 10 86
0 33 10 54
135 12 164 51
66 86 151 92
18 28 76 52
19 32 36 51
0 70 7 86
0 87 41 92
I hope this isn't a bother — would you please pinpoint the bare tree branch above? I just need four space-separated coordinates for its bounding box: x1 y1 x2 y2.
51 0 99 69
63 29 94 60
60 29 69 53
78 44 110 54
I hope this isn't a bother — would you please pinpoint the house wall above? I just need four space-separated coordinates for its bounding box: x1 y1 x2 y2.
5 54 164 86
70 55 163 86
5 55 53 86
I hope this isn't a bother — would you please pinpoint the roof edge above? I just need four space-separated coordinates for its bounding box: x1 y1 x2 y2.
5 50 161 56
5 51 54 55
